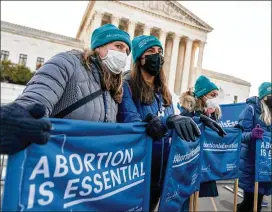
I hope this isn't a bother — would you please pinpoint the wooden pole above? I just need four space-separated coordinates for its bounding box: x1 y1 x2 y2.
253 182 259 212
233 179 239 212
189 194 195 212
194 191 199 212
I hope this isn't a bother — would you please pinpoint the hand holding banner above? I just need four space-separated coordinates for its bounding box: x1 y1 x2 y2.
2 118 152 211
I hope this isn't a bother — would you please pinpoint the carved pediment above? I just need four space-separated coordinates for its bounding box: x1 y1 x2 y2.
119 1 212 31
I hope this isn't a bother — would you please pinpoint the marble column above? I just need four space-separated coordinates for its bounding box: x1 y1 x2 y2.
188 42 198 88
159 30 167 53
174 40 186 95
88 11 103 49
143 25 151 35
127 20 136 71
196 41 206 78
180 38 193 93
168 34 180 92
111 16 120 27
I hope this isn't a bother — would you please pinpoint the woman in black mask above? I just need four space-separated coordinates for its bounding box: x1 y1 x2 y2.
237 82 272 212
117 35 224 211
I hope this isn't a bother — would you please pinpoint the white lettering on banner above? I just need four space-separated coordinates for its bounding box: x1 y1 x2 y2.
172 145 200 168
260 141 272 158
226 163 237 171
26 148 146 209
218 120 238 128
203 142 238 152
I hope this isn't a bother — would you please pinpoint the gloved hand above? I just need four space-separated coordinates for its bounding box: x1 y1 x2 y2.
234 124 244 132
199 114 227 137
251 124 264 140
143 113 167 141
0 102 52 155
166 115 201 142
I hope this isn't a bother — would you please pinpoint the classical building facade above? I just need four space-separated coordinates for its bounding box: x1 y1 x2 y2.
1 21 84 71
76 1 213 94
0 1 251 106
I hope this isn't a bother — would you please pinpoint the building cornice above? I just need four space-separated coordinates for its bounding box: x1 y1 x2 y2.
202 69 251 87
1 21 84 49
117 1 213 33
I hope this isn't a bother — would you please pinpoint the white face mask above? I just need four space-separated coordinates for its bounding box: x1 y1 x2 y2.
205 96 219 109
100 49 128 74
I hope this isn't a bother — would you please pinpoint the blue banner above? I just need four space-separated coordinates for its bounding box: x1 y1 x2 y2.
2 118 152 212
201 127 242 182
159 125 203 212
255 131 272 182
218 102 247 127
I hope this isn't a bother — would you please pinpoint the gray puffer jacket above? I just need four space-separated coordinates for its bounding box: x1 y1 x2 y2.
15 50 118 122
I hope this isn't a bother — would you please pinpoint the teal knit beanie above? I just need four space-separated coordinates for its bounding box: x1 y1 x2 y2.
90 24 131 52
258 82 272 99
194 75 219 98
132 35 163 62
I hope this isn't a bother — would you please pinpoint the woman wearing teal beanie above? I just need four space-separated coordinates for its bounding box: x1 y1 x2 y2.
237 82 272 212
117 35 224 211
1 24 132 155
178 75 225 202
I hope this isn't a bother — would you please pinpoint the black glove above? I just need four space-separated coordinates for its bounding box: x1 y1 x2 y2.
199 114 227 137
234 124 244 132
0 102 52 155
166 115 201 142
144 113 167 141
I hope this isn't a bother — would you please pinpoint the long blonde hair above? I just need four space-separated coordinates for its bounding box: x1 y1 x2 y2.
260 99 271 126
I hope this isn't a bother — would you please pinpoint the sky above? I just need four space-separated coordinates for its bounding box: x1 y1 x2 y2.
1 1 271 96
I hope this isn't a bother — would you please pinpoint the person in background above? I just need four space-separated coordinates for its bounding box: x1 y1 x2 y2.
237 82 272 212
178 75 225 207
118 35 225 211
0 24 131 155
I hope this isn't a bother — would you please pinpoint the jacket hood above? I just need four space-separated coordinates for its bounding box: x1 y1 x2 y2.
246 96 261 113
179 92 196 112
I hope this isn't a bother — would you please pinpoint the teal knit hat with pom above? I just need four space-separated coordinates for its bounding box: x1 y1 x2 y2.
258 82 272 99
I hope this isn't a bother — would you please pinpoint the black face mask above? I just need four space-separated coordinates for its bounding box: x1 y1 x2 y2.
264 96 272 108
142 53 164 76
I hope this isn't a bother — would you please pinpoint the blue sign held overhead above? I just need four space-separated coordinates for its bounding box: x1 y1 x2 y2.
2 118 152 212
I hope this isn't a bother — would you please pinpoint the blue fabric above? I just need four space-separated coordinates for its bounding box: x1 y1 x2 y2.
91 24 131 51
117 80 174 189
2 118 152 211
258 82 272 100
159 127 203 211
201 127 242 182
194 75 218 98
132 35 163 62
255 131 272 184
238 96 272 195
218 102 247 127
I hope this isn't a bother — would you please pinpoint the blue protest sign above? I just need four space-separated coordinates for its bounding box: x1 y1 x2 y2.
255 131 272 182
201 127 242 182
2 118 152 211
218 103 247 127
159 125 203 212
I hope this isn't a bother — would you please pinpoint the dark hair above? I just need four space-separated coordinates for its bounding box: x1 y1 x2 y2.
130 60 172 107
81 50 123 104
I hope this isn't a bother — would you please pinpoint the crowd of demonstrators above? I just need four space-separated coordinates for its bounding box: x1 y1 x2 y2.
0 23 270 212
237 82 272 212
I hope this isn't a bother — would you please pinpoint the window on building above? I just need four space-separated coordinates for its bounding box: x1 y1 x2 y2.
1 50 9 61
234 95 238 103
36 57 44 70
18 54 27 66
